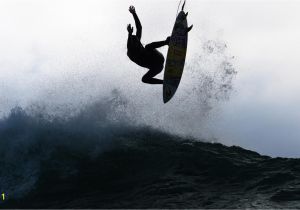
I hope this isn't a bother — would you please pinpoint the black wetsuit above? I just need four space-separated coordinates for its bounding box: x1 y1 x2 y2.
127 11 169 84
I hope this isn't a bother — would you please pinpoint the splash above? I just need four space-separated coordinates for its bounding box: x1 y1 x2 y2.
185 39 237 113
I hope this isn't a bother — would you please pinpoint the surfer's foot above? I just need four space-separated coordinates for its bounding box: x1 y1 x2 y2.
165 36 170 45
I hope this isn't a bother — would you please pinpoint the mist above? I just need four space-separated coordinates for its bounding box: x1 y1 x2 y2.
0 0 299 157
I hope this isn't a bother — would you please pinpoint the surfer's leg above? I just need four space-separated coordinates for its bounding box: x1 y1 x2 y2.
145 42 166 50
142 67 164 84
142 47 165 85
145 37 170 50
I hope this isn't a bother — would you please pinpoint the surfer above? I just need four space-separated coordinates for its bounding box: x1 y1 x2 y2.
127 5 170 84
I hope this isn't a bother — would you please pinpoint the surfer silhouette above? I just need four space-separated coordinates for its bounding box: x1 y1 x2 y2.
127 6 170 84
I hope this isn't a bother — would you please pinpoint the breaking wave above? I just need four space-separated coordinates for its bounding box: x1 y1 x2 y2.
1 100 300 208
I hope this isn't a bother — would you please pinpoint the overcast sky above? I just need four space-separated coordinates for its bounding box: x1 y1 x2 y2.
0 0 300 157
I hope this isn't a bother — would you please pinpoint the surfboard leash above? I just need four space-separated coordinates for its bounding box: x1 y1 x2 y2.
176 0 182 19
175 0 187 19
182 0 186 11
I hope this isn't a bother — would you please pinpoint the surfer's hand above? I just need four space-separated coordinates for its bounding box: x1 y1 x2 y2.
127 24 133 35
129 6 136 14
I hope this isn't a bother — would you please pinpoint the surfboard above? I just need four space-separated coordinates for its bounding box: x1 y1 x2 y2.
163 6 189 103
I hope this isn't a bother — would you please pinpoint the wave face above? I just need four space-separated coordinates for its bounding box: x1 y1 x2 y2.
1 93 300 208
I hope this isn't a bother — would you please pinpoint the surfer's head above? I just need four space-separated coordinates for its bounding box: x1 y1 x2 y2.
130 35 139 42
127 35 141 50
127 35 144 60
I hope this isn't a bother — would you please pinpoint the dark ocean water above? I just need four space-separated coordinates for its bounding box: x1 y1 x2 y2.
1 99 300 209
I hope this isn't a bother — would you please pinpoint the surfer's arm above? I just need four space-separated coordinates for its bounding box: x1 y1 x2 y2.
127 24 133 49
129 6 142 40
132 12 142 40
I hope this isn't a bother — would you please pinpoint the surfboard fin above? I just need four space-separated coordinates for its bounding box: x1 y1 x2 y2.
185 25 193 34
